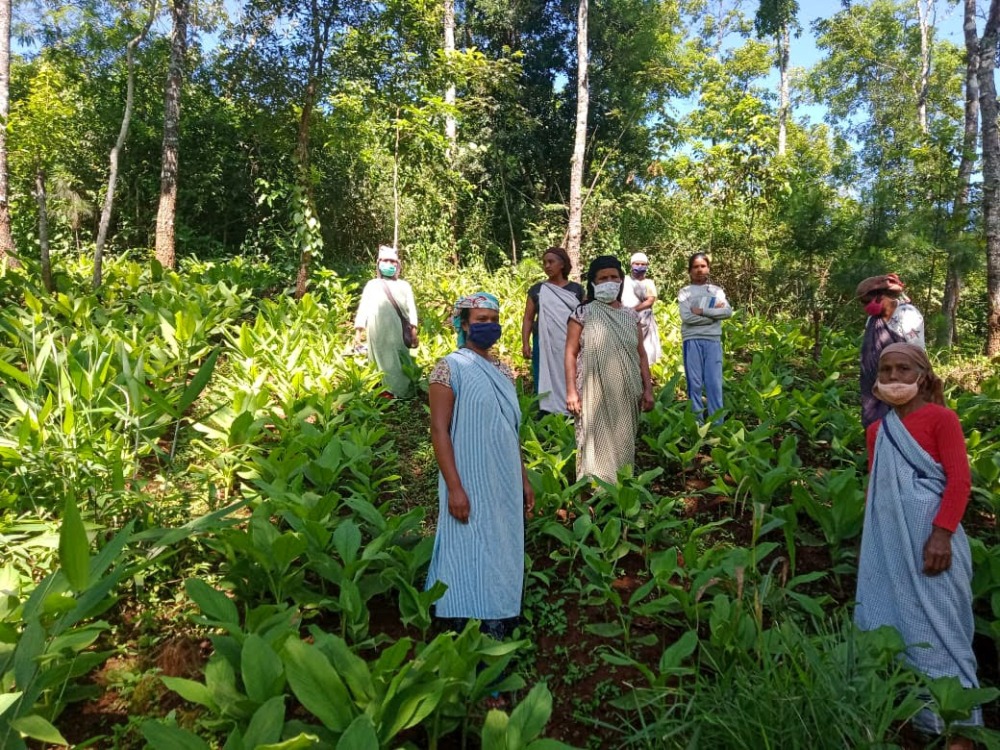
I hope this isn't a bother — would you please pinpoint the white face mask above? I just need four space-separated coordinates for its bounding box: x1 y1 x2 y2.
593 281 621 303
874 380 920 405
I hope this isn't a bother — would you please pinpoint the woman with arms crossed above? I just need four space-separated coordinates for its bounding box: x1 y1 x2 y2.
677 253 732 424
856 343 979 747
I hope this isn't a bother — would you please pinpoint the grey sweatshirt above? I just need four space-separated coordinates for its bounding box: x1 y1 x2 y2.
677 283 733 340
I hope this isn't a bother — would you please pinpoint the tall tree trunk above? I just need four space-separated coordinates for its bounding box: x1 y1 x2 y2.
292 77 319 300
35 169 51 292
444 0 456 156
291 1 333 300
566 0 588 280
777 24 789 156
0 0 16 268
154 0 188 270
939 0 979 347
915 0 933 134
95 2 156 289
979 0 1000 355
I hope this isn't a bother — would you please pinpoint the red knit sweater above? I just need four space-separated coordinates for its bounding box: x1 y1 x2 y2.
866 403 972 532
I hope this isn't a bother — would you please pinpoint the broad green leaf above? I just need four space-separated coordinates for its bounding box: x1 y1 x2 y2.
258 734 319 750
336 715 379 750
282 638 353 732
242 634 285 704
10 714 68 745
178 348 221 415
142 721 212 750
658 630 699 672
161 676 216 710
59 494 90 591
321 634 374 706
333 520 361 565
0 692 22 718
0 359 31 387
185 578 239 625
480 709 511 750
242 695 286 748
509 682 553 742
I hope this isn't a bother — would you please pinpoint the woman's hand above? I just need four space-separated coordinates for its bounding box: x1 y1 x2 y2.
923 526 953 575
448 485 471 523
691 306 704 316
522 342 531 359
641 387 654 412
523 481 535 519
566 388 581 416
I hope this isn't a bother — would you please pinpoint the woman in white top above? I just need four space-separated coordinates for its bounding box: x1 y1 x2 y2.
353 246 418 398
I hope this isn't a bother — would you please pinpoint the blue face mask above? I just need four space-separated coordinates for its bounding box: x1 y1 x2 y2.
467 322 502 349
379 262 398 277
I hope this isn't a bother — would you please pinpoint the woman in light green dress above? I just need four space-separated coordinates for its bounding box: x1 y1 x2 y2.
353 246 418 397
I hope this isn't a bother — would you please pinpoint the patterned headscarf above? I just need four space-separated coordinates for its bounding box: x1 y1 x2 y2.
452 292 500 345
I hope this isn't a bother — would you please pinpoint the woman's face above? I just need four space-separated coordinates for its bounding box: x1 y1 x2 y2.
878 352 922 385
463 307 500 333
689 257 710 284
542 253 565 280
594 267 623 284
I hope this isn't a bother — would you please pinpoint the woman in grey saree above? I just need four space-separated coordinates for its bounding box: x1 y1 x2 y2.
857 343 980 746
521 247 585 414
564 255 654 484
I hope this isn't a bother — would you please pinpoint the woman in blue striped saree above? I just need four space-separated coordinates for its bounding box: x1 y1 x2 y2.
426 292 535 645
856 344 979 747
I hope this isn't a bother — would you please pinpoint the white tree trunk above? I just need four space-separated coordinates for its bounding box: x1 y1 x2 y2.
777 24 789 156
444 0 456 155
916 0 933 134
566 0 588 279
95 1 156 288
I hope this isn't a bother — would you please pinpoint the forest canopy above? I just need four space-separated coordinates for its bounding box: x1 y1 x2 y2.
2 0 999 353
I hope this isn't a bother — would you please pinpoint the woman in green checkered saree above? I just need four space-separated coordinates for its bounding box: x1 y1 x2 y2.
565 255 654 484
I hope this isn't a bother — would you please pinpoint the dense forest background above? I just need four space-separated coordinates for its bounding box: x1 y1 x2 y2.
2 0 999 354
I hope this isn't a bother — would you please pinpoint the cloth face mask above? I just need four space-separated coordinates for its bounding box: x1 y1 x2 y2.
874 380 919 405
379 262 398 277
468 322 502 349
632 265 648 275
593 281 621 303
864 298 883 317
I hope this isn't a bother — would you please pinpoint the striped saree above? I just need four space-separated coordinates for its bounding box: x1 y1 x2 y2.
856 409 981 733
426 349 524 620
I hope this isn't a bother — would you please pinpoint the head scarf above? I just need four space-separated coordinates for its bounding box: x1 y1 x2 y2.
452 292 500 345
874 342 944 405
879 342 930 371
378 245 399 262
630 252 649 265
856 273 904 300
586 255 624 301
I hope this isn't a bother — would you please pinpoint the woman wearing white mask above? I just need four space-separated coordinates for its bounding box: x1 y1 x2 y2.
564 255 654 484
856 343 979 747
353 245 419 398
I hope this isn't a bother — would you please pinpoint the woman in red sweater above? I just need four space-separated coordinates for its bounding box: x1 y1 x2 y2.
856 343 980 747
